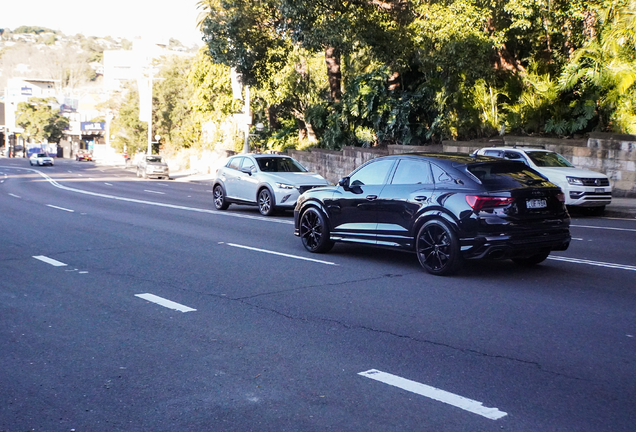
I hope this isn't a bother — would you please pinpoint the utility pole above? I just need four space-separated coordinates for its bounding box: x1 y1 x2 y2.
243 85 251 154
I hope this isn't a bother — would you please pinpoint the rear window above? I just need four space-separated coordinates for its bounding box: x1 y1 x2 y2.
467 162 547 190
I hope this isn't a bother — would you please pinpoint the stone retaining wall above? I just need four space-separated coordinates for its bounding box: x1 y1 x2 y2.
288 133 636 197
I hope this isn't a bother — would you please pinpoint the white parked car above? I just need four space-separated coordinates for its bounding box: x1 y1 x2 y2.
213 154 330 216
473 146 611 213
29 153 54 166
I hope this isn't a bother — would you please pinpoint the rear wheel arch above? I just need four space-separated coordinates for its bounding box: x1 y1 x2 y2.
412 210 461 242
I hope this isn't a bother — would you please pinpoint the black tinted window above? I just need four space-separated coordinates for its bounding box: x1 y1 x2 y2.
484 150 503 157
350 159 395 186
241 158 255 171
391 159 432 185
526 151 573 167
431 164 453 184
468 163 546 189
257 157 307 172
228 157 242 170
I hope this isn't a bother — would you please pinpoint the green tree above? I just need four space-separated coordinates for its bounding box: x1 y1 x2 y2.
15 97 69 144
109 85 148 154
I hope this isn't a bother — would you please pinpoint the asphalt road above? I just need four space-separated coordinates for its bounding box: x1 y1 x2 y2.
1 159 635 432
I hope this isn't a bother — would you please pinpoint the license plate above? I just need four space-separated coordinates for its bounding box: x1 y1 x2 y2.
527 198 547 209
595 188 604 193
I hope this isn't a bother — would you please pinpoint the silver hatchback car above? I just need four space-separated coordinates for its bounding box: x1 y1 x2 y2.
136 155 170 179
213 154 330 216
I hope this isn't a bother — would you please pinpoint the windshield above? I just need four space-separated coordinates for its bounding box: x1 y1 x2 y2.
526 151 573 167
257 157 307 173
36 153 47 157
146 156 163 163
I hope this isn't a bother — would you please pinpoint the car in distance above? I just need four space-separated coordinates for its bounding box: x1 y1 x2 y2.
29 153 54 166
75 150 93 161
136 155 170 179
213 154 330 216
473 146 611 214
294 153 571 276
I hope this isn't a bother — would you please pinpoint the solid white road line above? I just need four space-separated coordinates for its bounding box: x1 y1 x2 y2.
358 369 508 421
225 243 338 265
47 204 74 212
33 255 68 267
105 183 113 186
572 224 636 233
4 167 294 225
548 256 636 272
144 190 165 194
9 193 21 198
135 293 196 312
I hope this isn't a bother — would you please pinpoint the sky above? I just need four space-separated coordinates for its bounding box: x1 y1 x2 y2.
1 0 206 47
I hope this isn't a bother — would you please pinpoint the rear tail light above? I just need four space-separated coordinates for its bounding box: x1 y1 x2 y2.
466 195 514 210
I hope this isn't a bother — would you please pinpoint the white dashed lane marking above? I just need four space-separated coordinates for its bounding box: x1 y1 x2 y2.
33 256 68 267
548 256 636 271
359 369 508 421
135 293 196 312
47 204 74 212
224 243 338 266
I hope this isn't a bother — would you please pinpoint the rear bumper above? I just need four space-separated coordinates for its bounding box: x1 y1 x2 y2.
461 229 571 260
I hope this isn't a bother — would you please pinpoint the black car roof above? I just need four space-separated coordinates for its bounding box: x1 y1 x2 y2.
381 152 505 165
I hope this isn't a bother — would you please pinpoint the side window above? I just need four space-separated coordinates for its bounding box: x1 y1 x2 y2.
349 159 395 186
431 163 453 184
504 151 529 165
391 159 432 185
241 157 255 171
504 151 522 160
228 157 243 170
484 150 503 157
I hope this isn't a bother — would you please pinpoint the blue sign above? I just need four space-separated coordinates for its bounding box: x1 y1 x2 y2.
81 122 106 131
21 86 33 96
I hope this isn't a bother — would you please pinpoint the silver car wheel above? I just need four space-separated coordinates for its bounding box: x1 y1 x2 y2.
258 189 274 216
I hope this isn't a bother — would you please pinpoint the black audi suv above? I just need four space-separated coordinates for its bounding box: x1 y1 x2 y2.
294 153 571 275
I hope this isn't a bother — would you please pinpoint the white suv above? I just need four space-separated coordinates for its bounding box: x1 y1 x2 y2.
474 146 611 213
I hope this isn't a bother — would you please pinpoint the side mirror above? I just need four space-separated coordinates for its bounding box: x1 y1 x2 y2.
240 167 253 175
338 177 350 190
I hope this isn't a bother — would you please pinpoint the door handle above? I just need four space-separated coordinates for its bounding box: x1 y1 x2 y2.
414 196 427 202
366 195 378 201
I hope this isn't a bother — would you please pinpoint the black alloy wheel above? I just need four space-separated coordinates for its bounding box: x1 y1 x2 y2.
258 188 275 216
512 249 550 266
213 185 230 210
299 207 334 253
416 219 462 276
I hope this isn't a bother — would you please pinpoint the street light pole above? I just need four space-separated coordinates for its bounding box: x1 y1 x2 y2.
147 67 154 155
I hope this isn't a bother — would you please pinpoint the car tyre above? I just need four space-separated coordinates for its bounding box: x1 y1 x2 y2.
299 207 334 253
213 185 230 210
416 219 463 276
258 188 275 216
512 249 550 266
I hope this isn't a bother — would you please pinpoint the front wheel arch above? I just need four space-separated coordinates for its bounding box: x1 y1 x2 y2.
415 218 463 276
257 186 276 216
299 206 334 253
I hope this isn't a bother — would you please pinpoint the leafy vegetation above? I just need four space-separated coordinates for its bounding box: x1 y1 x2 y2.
185 0 636 152
15 97 69 144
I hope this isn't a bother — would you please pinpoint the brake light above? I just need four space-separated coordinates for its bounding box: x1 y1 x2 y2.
466 195 514 210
